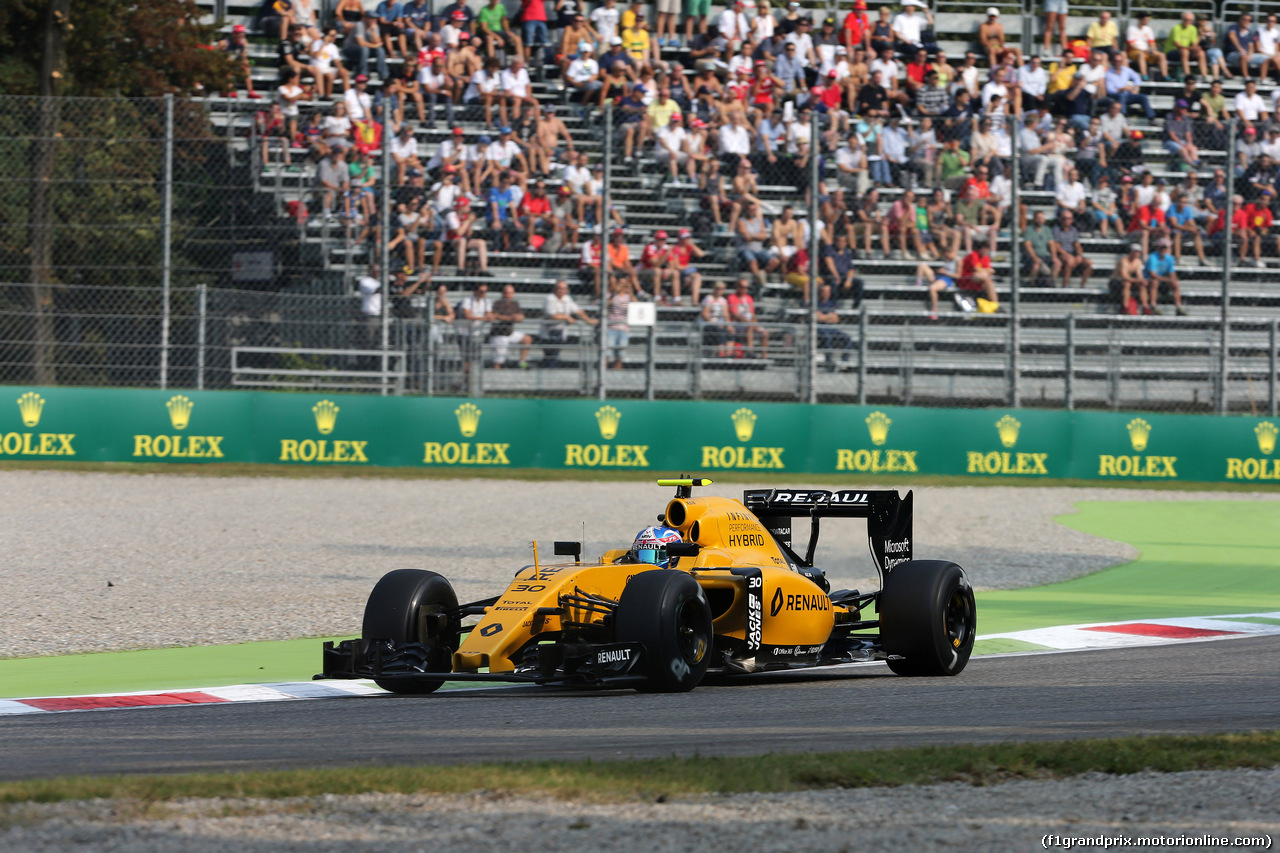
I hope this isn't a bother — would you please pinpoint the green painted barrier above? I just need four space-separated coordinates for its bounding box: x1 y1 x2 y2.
2 386 1278 484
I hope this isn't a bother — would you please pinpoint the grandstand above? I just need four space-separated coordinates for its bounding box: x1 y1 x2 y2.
183 0 1280 411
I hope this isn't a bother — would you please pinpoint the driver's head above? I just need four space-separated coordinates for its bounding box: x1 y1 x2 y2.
629 526 682 568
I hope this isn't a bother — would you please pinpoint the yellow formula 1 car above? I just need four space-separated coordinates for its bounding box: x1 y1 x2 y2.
321 479 977 693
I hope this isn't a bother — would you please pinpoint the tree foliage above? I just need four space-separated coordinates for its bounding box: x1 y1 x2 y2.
0 0 235 96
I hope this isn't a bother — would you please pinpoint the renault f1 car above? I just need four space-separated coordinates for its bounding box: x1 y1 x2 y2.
321 479 976 693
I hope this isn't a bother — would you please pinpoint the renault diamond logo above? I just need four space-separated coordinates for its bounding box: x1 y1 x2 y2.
995 415 1021 448
1127 418 1151 452
166 395 194 430
312 400 340 434
732 407 757 442
17 392 44 428
479 623 502 637
595 405 621 440
456 402 482 437
769 587 784 617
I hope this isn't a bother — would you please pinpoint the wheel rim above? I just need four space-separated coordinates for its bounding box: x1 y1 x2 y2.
675 598 709 665
944 589 972 650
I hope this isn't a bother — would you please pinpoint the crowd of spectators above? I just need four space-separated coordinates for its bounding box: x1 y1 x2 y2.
234 1 1280 353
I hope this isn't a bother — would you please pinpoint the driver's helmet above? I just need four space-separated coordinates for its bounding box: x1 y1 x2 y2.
629 526 683 569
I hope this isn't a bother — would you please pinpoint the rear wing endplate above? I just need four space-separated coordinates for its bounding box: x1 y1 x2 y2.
742 488 913 581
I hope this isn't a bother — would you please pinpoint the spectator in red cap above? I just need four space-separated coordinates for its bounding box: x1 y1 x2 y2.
669 228 706 305
727 277 768 357
638 229 678 300
654 111 688 180
218 25 260 98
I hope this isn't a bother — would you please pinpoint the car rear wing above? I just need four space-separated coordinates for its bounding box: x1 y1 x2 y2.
742 488 913 580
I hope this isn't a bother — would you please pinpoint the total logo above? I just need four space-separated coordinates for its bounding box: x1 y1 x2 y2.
965 414 1050 476
834 410 919 473
1098 418 1178 478
132 395 226 459
422 402 511 465
701 408 786 469
564 405 651 467
279 399 370 463
1226 421 1280 480
0 392 76 457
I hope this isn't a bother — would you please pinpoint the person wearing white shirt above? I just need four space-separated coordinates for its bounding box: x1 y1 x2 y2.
980 76 1007 109
591 0 620 46
1124 14 1168 79
1258 15 1280 79
1055 177 1088 217
566 47 602 100
751 4 775 43
390 127 421 184
869 54 900 85
891 6 924 49
654 121 688 178
717 114 752 159
727 51 754 77
785 28 815 67
1081 51 1108 96
1235 81 1268 127
716 3 751 45
500 58 536 126
358 269 382 320
1016 57 1047 111
344 76 373 121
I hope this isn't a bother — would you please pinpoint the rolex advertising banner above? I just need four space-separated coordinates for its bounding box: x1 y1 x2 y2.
0 386 1277 485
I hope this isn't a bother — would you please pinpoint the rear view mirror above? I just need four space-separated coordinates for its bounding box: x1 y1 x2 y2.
666 542 700 557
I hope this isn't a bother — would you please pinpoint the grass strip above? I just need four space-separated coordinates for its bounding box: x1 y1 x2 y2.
0 459 1273 491
2 732 1278 805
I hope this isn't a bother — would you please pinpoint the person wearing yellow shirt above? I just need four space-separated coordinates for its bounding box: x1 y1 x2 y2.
621 0 642 31
623 14 656 64
1164 11 1208 80
1046 53 1079 93
1085 10 1118 53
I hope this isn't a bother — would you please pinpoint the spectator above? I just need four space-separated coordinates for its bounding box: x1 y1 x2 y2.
978 7 1019 70
594 0 622 47
390 125 421 185
1086 10 1119 54
735 201 780 283
639 229 679 301
1017 56 1047 112
670 228 706 305
419 56 456 129
700 281 734 353
953 183 993 254
347 13 389 83
488 284 534 368
402 0 433 53
1126 13 1167 80
478 0 525 61
1234 79 1269 131
486 170 521 250
1091 174 1122 238
1050 210 1092 288
1258 13 1280 82
1243 153 1279 202
316 147 351 221
1163 99 1200 170
727 278 769 357
1241 190 1276 266
1022 210 1059 288
1202 18 1232 79
357 264 382 347
260 0 295 42
458 282 495 366
1111 243 1146 314
1167 191 1209 267
219 24 260 98
541 278 597 365
917 245 959 319
446 197 490 275
603 278 633 370
814 284 852 368
957 240 998 308
1224 12 1264 80
374 0 407 60
822 232 862 304
520 0 551 60
565 44 603 101
1127 189 1166 256
519 179 555 248
1165 12 1206 81
431 284 455 346
853 187 891 257
1144 239 1186 314
892 1 935 57
500 57 537 129
886 188 924 260
1109 129 1146 178
1042 0 1067 57
529 105 574 174
1104 53 1153 120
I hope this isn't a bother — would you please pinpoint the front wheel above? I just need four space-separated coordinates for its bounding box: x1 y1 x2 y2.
878 560 976 677
362 569 460 694
614 570 713 692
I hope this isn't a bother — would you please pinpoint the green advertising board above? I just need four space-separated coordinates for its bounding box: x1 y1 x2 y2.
1 386 1277 485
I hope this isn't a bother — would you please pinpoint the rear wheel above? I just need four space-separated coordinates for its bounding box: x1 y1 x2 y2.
362 569 460 694
878 560 976 677
614 570 713 693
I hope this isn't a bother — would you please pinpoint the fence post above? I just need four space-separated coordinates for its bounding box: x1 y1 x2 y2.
160 93 174 390
599 102 613 401
1271 318 1277 418
379 102 392 397
645 323 655 400
425 289 435 396
1008 113 1020 408
857 304 867 405
807 109 820 405
1065 312 1074 410
197 283 207 391
1220 119 1236 414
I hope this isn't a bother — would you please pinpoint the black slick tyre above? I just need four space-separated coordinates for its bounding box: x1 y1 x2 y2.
614 570 713 692
878 560 976 676
362 569 460 694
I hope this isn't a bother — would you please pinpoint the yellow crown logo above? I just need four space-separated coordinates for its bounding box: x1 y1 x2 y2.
165 395 194 430
456 402 482 437
995 415 1021 448
312 400 340 434
731 407 757 442
16 392 44 428
595 405 622 440
1256 421 1278 455
1126 418 1152 452
866 411 892 446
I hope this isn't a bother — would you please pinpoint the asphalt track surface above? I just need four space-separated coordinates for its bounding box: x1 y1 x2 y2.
1 635 1277 781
